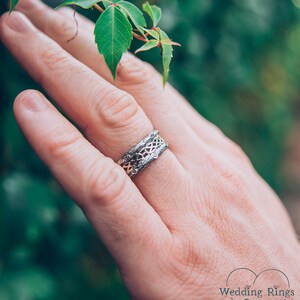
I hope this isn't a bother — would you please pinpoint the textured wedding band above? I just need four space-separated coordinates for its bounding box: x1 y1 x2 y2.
117 130 168 178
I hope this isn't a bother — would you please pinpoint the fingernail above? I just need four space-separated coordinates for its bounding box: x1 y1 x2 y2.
5 12 34 33
21 92 48 112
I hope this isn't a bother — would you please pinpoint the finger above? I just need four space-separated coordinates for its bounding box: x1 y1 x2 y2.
0 12 186 216
56 5 237 153
56 7 248 164
13 89 172 272
15 0 206 157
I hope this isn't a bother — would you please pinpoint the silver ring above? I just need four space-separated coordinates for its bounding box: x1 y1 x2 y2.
117 130 168 178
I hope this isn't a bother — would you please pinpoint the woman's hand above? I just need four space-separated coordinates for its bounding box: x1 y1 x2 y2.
1 0 300 298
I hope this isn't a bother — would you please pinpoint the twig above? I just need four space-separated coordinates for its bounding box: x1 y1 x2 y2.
133 32 149 42
93 4 104 13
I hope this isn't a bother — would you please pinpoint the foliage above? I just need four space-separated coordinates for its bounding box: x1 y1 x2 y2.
9 0 19 12
2 0 300 299
10 0 180 84
94 4 133 79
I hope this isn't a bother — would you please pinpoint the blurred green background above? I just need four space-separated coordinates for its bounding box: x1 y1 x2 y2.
1 0 300 299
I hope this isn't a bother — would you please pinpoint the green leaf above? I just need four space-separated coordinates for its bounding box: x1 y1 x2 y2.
159 29 173 85
160 40 181 46
143 28 159 40
135 40 159 54
56 0 103 9
117 1 146 33
142 2 161 27
94 5 132 79
10 0 19 12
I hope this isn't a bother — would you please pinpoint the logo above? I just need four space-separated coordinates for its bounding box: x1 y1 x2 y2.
218 268 295 299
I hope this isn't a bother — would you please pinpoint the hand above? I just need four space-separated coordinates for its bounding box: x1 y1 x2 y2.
1 1 299 298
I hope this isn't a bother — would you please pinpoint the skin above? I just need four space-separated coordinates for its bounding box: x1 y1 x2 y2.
1 0 300 298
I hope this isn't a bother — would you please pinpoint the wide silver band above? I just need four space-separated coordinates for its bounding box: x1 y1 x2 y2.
117 130 168 178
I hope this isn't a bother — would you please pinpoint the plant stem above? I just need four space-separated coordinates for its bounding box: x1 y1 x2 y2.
132 32 149 43
93 4 104 13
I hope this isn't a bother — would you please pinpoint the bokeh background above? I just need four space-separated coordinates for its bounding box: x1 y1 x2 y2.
1 0 300 299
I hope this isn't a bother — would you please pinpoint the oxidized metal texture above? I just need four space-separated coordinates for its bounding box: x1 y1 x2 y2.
117 130 168 178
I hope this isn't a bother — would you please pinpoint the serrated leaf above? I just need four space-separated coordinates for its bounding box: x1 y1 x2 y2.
94 5 132 79
10 0 19 12
143 28 159 40
159 29 173 85
135 40 159 54
117 1 146 34
142 2 161 27
56 0 102 9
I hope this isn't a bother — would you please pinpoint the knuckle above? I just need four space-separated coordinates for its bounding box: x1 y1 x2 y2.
52 14 77 39
227 140 250 162
47 128 83 161
99 90 140 128
38 8 76 39
207 154 248 197
117 55 158 85
218 165 248 197
173 240 202 272
39 44 71 84
209 123 226 137
86 159 127 207
165 236 206 291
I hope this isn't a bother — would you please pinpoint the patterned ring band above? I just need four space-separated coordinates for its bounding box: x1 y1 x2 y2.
117 130 168 178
